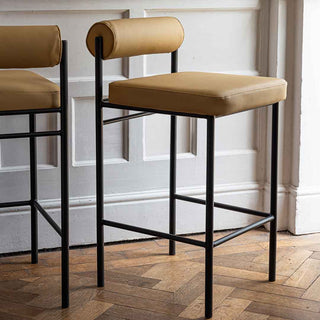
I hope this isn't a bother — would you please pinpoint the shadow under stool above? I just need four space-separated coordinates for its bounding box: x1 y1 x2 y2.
86 17 287 319
0 26 69 308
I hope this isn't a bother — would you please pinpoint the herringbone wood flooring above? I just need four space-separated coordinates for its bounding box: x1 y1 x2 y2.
0 229 320 319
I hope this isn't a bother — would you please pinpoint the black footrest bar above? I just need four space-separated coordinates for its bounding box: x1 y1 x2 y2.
175 194 206 205
103 112 153 125
213 215 274 247
102 219 206 247
175 194 270 218
34 201 62 237
214 202 270 217
0 200 30 208
0 108 61 116
0 130 61 140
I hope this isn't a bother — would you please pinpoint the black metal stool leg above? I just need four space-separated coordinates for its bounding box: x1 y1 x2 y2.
169 50 178 256
95 37 105 288
169 115 177 255
205 116 215 319
30 113 38 264
269 102 279 282
60 40 69 308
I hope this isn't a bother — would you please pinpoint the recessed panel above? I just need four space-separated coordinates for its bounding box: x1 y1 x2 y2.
0 10 127 78
73 97 126 165
0 114 57 168
145 9 259 75
144 114 192 158
215 110 257 152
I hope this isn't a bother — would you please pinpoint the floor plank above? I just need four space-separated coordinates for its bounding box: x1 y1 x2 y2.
230 288 320 312
95 290 185 316
62 300 112 320
236 311 269 320
302 276 320 301
0 311 28 320
0 298 44 319
98 304 189 320
102 280 173 303
284 258 320 289
246 301 320 320
142 260 204 292
213 275 304 298
178 284 234 319
210 297 250 320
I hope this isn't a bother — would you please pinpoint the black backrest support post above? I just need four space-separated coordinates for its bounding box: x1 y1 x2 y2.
60 39 69 308
171 50 178 74
95 36 105 287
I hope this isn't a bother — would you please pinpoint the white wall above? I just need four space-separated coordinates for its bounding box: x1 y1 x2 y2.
0 0 298 254
287 0 320 234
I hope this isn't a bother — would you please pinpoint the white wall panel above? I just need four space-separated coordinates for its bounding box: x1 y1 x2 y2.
73 97 127 166
144 115 194 158
0 114 58 170
145 9 260 75
215 111 257 152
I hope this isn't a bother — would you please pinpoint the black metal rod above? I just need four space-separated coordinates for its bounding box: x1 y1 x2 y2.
169 50 178 256
34 201 62 237
60 40 69 308
0 130 61 140
213 215 274 247
0 200 30 208
95 37 105 288
269 102 279 282
174 195 270 219
0 108 61 116
29 114 38 264
169 115 177 255
103 112 153 125
214 202 270 217
102 100 209 119
205 116 214 319
102 219 206 248
175 194 206 205
171 50 178 73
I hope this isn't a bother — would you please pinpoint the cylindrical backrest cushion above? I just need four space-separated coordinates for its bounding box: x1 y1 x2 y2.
0 25 62 68
86 17 184 59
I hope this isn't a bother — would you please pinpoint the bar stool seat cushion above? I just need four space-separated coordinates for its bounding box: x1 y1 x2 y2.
109 72 287 117
0 70 60 111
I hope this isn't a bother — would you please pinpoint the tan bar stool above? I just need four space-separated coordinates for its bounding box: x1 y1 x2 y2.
0 26 69 308
86 17 287 319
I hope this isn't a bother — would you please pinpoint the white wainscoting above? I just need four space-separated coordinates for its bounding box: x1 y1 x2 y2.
0 0 292 253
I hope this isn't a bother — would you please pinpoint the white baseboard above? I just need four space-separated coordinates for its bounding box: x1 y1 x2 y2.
288 185 320 234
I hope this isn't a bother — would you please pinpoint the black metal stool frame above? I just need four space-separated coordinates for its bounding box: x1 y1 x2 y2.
0 41 69 308
95 37 278 319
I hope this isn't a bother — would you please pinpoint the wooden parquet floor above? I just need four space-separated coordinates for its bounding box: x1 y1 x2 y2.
0 228 320 320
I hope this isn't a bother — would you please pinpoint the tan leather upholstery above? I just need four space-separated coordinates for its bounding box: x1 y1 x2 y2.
109 72 287 117
0 70 60 111
86 17 184 59
0 26 61 68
